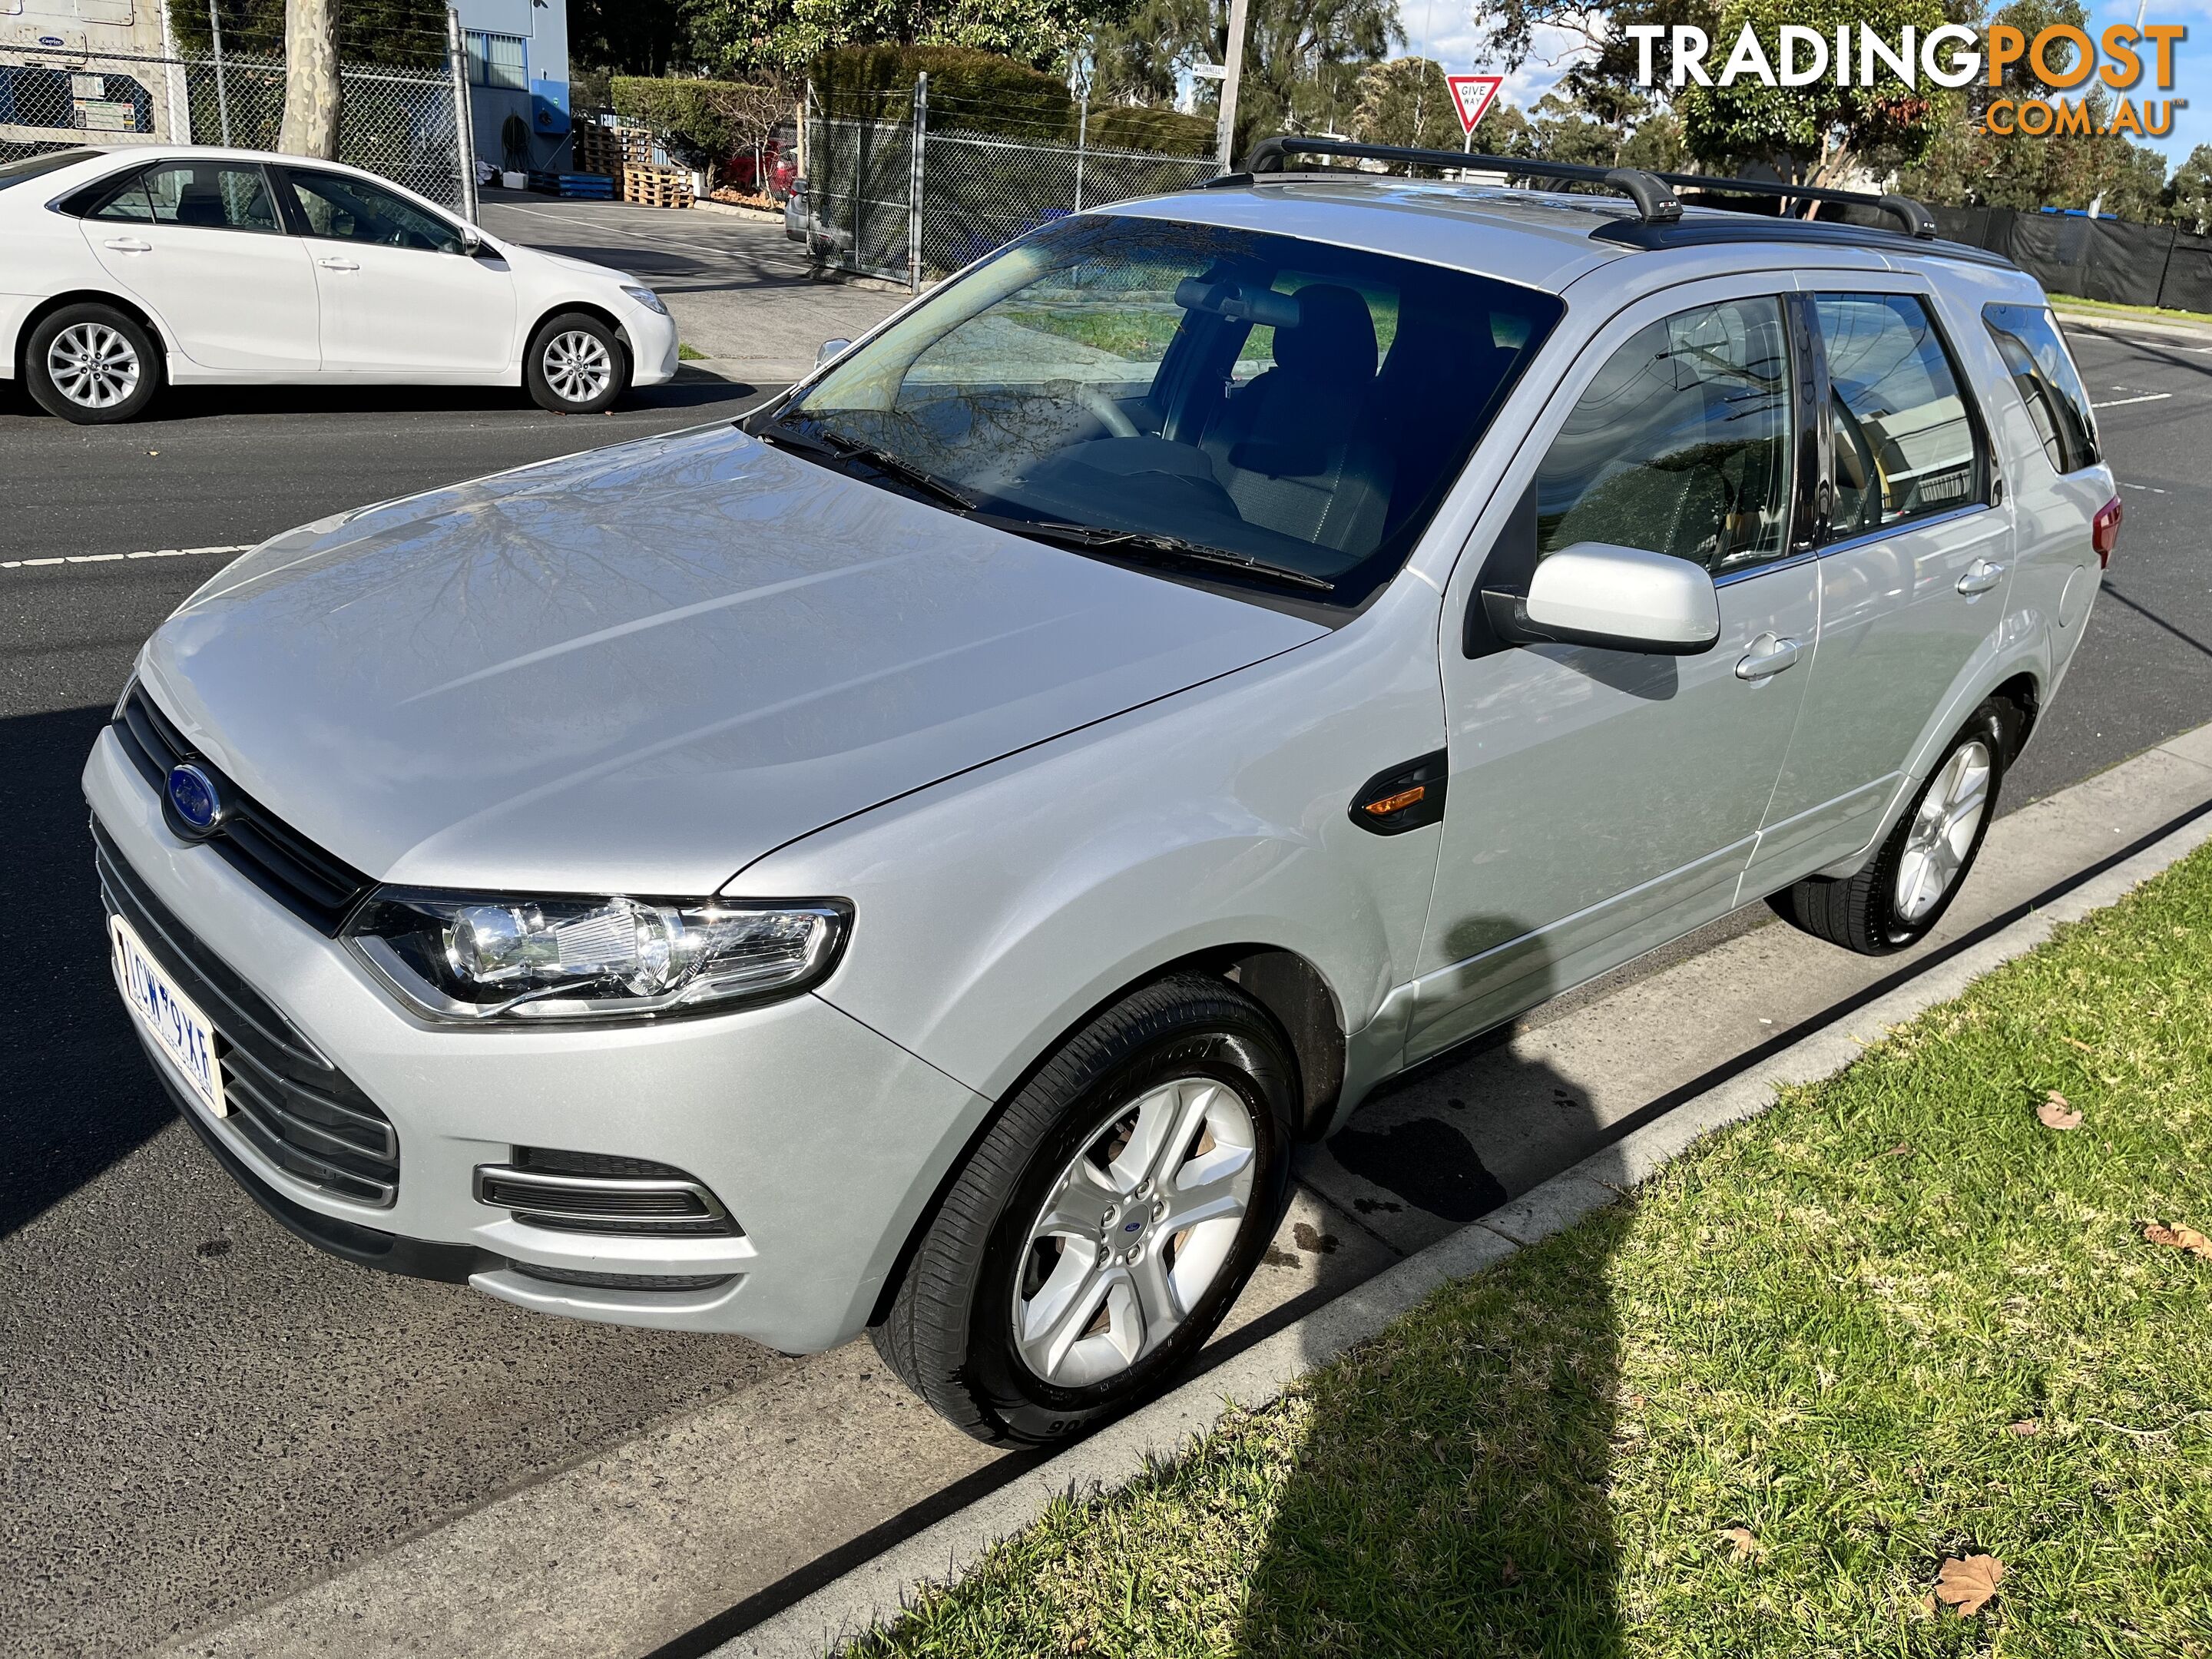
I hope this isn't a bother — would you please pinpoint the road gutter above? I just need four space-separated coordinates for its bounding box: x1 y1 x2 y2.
713 775 2212 1657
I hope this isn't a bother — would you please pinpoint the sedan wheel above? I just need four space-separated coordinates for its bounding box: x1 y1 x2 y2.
525 311 629 414
26 303 162 424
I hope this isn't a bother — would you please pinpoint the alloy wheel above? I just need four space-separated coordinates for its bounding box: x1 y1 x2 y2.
1011 1076 1257 1388
48 323 141 409
542 330 612 405
1896 740 1992 923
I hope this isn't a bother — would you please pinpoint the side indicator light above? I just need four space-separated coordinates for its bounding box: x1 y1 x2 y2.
1349 752 1448 836
1363 785 1426 816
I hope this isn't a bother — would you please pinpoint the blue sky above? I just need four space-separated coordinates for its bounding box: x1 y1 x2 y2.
1395 1 2207 170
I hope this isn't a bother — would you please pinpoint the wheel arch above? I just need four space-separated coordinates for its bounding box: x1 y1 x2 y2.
15 289 172 382
859 939 1347 1331
523 300 634 366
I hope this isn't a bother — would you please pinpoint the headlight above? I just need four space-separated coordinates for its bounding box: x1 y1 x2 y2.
343 889 849 1024
621 284 669 316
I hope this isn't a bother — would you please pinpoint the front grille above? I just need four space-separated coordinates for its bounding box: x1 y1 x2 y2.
513 1264 736 1292
475 1146 738 1236
96 820 400 1208
111 685 374 936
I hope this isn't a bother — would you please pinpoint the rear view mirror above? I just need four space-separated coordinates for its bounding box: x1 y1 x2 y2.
1486 541 1720 656
816 337 852 368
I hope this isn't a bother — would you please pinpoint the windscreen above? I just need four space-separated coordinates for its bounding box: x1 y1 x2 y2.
771 214 1564 606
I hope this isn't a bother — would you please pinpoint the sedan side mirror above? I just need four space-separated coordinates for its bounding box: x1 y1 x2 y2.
816 337 852 369
460 224 488 257
1484 541 1720 656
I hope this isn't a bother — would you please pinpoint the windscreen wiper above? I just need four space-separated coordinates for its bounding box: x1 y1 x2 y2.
755 419 979 512
972 514 1338 594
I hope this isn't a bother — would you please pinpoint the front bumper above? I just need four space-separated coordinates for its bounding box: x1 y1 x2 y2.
84 726 989 1349
628 306 680 387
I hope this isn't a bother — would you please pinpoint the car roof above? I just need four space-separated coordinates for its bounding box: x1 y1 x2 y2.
1106 174 2026 298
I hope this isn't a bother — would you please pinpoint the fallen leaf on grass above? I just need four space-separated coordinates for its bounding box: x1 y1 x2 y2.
1499 1557 1521 1584
2061 1035 2095 1054
2008 1419 2042 1436
1880 1143 1914 1157
1932 1555 2005 1617
2144 1221 2212 1257
2036 1091 2082 1131
1720 1527 1765 1561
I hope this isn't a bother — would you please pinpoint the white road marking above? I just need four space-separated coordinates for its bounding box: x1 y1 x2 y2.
2 543 251 572
2121 482 2170 493
2091 392 2175 409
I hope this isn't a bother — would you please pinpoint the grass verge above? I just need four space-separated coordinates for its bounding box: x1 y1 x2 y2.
2051 293 2212 330
859 847 2212 1657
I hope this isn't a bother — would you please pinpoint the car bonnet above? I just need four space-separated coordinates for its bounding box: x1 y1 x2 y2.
137 423 1326 896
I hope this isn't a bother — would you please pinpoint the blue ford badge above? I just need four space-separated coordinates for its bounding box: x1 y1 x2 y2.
166 763 224 834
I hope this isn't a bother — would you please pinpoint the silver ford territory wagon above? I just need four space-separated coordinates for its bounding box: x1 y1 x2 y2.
90 139 2119 1442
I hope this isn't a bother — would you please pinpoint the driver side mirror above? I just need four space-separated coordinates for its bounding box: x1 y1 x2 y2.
1484 541 1720 656
816 337 852 369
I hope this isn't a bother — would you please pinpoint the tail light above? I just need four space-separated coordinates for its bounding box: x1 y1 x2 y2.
2091 497 2122 567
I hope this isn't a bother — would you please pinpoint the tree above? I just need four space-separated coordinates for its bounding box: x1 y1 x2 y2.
1675 0 1950 191
171 0 445 68
1348 57 1464 151
277 0 343 157
2167 144 2212 235
1089 0 1398 159
614 76 787 177
685 0 1120 81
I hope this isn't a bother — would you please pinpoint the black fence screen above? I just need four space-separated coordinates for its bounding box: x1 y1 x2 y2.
1929 204 2210 315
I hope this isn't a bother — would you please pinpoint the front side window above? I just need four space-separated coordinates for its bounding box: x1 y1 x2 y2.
283 169 464 253
1816 293 1984 535
1982 302 2099 474
1532 296 1795 574
94 161 281 231
767 214 1564 606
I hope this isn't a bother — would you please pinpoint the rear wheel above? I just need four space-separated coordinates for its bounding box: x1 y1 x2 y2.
27 303 161 423
1767 700 2008 955
872 975 1296 1445
525 311 628 414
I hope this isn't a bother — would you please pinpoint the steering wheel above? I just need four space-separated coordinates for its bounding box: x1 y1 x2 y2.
1075 383 1141 439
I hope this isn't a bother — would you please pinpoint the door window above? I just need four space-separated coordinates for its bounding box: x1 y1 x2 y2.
91 161 282 232
282 168 465 253
1982 303 2100 474
1532 297 1795 574
1815 294 1984 535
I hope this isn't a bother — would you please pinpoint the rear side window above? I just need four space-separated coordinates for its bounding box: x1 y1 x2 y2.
1534 296 1796 574
91 161 283 232
1983 303 2100 474
1815 294 1984 535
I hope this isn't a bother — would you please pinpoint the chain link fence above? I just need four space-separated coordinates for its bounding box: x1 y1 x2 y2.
1 47 467 210
803 88 1217 289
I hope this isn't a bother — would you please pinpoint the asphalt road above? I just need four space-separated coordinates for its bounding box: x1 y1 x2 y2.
3 313 2207 1655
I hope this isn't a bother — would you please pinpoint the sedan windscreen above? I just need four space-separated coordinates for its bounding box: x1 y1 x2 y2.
767 214 1564 605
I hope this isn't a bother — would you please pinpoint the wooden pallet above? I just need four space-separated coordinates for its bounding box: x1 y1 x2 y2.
622 164 695 209
575 123 653 178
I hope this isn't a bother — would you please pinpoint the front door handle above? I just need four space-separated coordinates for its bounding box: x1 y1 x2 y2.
1957 558 2005 595
103 237 152 253
1736 634 1803 680
317 257 360 270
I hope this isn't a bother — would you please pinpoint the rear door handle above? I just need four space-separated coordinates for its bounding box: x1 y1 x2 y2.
1736 634 1803 680
103 237 152 253
1957 559 2005 595
317 257 359 271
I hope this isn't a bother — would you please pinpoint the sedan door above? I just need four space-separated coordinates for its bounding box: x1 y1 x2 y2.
1412 288 1820 1061
79 159 320 373
275 167 517 376
1746 287 2012 890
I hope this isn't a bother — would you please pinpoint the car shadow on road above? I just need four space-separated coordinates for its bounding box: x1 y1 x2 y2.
132 379 761 423
1 703 171 1240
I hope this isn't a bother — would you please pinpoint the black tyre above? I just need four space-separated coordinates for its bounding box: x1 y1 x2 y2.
1767 700 2010 955
524 311 628 414
26 303 161 423
872 974 1297 1445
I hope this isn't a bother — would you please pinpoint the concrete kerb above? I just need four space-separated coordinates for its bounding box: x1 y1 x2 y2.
717 796 2212 1659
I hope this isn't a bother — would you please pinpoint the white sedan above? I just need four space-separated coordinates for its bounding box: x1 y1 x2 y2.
0 145 679 422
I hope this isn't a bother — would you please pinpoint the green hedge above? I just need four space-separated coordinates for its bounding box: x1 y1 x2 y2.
1082 104 1215 157
611 76 784 168
813 45 1071 140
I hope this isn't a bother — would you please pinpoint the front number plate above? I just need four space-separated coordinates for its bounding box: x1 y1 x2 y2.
111 913 227 1118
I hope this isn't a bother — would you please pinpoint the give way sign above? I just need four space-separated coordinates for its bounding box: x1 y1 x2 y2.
1446 75 1505 135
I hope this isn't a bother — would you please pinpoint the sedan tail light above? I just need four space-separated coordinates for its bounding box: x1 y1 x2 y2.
2092 497 2122 567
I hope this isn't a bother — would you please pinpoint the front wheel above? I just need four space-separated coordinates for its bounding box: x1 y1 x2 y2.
872 975 1296 1445
1768 700 2008 955
26 303 162 423
525 311 628 414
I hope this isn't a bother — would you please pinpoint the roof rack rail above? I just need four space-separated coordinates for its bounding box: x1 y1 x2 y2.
1651 170 1937 239
1228 134 1939 241
1235 135 1682 224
